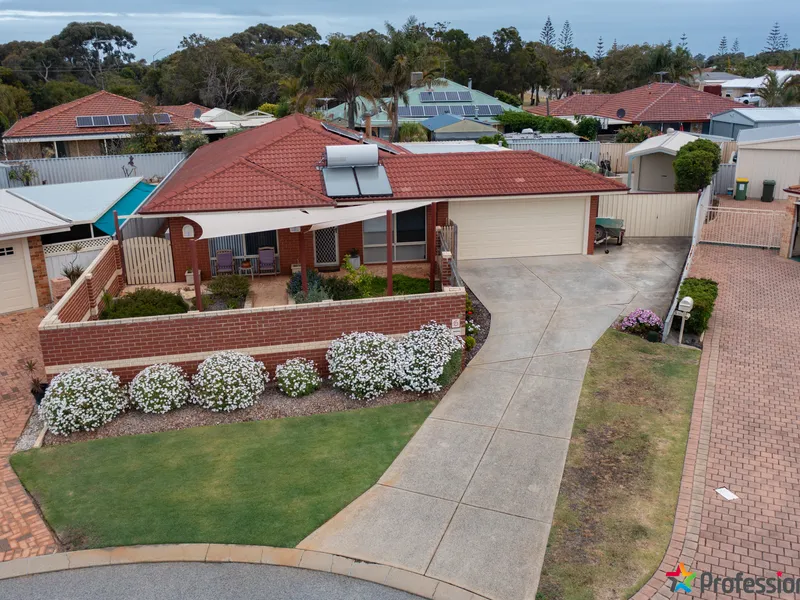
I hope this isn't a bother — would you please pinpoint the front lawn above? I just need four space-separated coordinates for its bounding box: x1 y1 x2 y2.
537 330 700 600
12 401 433 550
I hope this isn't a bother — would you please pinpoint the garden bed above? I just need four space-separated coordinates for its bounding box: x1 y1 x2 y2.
464 285 490 365
42 380 448 447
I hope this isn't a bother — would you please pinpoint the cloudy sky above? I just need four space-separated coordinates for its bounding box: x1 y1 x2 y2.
0 0 796 60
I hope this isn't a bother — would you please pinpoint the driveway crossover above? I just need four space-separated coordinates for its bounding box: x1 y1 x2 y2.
300 239 689 600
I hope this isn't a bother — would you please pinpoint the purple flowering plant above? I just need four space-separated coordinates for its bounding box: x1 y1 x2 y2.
615 308 663 337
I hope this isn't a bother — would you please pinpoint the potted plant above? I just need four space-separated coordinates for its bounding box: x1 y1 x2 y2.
345 249 361 269
24 359 48 405
186 268 200 285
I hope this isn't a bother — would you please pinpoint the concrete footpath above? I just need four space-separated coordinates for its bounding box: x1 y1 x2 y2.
299 240 689 600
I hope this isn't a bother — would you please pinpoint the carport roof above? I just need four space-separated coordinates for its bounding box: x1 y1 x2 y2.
0 189 70 240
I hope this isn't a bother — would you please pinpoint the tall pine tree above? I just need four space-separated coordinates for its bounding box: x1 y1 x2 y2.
558 20 573 50
594 37 605 63
540 16 555 47
611 39 618 52
679 33 688 50
780 33 790 51
717 36 728 56
764 22 782 52
732 38 740 54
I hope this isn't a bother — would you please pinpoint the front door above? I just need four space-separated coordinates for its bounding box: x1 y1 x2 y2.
314 227 339 267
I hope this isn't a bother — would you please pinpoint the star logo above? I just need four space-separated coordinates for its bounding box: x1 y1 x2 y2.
667 563 696 593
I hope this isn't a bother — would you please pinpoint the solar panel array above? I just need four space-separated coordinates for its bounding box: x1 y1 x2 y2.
419 91 473 102
397 104 505 118
322 122 402 155
322 165 393 197
75 113 173 127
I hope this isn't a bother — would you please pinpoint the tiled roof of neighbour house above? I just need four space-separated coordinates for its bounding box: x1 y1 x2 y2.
785 185 800 196
158 102 211 119
140 113 627 214
3 91 209 139
141 114 409 213
525 84 744 123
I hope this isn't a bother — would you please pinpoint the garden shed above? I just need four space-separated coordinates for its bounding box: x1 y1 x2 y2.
625 131 700 192
419 114 498 141
709 107 800 139
735 124 800 200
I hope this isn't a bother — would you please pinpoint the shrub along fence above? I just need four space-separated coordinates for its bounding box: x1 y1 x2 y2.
39 288 466 382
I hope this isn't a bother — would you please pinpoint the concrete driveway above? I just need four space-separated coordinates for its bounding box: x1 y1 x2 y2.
299 239 689 600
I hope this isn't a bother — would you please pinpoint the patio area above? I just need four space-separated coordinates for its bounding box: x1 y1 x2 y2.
123 263 433 309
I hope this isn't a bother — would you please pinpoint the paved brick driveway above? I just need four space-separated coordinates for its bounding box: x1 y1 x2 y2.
636 245 800 600
0 309 57 561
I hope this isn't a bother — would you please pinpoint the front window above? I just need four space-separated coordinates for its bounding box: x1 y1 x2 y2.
363 207 427 263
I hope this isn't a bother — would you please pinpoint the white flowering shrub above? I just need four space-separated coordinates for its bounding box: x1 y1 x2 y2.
129 364 190 414
39 367 127 435
395 322 464 393
275 358 322 397
191 351 267 412
327 332 398 401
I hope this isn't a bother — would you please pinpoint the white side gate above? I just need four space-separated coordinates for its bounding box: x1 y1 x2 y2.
700 206 784 248
123 237 176 284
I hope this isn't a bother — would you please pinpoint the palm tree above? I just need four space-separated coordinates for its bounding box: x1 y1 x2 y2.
305 39 378 129
279 76 313 114
757 71 800 107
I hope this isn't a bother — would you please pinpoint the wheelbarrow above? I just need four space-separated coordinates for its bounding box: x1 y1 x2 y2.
594 217 625 254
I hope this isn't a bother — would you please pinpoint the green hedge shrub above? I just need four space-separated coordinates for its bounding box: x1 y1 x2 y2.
674 139 722 192
495 111 575 133
494 90 522 107
101 288 187 320
615 125 656 143
678 278 718 334
575 117 601 140
208 274 250 307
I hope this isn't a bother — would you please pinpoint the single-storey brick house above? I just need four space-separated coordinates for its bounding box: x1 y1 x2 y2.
137 113 628 278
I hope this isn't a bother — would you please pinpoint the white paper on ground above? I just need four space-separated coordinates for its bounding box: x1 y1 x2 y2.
715 487 739 500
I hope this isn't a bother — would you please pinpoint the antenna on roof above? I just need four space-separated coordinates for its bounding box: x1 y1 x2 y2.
616 108 626 119
193 108 202 118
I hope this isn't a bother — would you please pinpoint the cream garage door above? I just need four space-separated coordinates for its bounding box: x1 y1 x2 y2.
0 239 35 314
449 197 587 259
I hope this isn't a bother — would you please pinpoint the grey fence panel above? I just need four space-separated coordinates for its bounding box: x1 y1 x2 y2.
713 163 736 195
120 216 166 239
0 152 185 188
504 140 600 165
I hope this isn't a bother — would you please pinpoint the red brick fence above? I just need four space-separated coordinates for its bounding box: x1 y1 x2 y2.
39 288 466 381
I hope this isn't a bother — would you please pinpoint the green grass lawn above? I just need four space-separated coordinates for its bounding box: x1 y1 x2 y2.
11 401 433 550
537 330 700 600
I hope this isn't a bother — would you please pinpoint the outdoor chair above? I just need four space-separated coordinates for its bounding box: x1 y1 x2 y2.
258 247 277 276
216 249 234 275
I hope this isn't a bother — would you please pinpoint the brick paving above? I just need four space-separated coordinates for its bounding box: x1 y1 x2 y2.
634 245 800 600
701 199 787 248
0 309 58 562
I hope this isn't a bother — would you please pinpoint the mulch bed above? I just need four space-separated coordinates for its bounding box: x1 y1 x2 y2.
43 381 449 447
465 285 491 365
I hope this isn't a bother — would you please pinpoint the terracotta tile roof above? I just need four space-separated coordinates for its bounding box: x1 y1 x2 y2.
4 91 209 139
140 113 627 214
158 102 210 119
785 185 800 195
524 83 744 123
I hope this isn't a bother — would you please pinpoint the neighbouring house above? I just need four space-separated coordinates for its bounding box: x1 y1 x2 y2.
735 124 800 200
721 70 800 101
419 113 499 141
624 130 730 192
324 77 524 139
134 113 628 281
0 177 156 314
526 83 744 134
0 190 70 314
2 91 220 159
194 108 276 131
693 69 739 91
709 107 800 139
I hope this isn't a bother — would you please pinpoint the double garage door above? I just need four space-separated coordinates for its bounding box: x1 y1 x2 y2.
0 239 35 314
449 197 587 260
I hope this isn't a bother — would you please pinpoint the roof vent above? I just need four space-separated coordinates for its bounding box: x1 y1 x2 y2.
325 144 378 168
666 127 675 134
521 128 535 134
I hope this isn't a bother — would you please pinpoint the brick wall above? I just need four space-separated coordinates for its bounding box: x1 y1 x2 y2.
26 236 50 306
168 217 211 281
587 195 599 255
40 289 466 380
44 241 123 324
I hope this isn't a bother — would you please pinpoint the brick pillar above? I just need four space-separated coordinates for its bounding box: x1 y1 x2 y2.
168 218 211 281
778 201 796 259
587 195 599 255
27 236 51 306
85 273 98 319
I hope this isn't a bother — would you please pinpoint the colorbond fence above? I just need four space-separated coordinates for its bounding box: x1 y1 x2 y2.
0 152 184 188
598 192 699 237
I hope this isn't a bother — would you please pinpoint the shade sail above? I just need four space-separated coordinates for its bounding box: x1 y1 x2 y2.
188 201 431 240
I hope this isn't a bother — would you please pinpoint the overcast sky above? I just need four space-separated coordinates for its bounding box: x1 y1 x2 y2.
0 0 796 61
